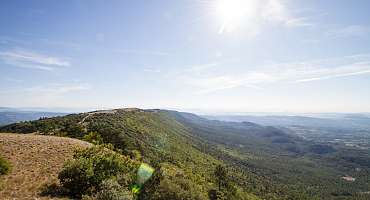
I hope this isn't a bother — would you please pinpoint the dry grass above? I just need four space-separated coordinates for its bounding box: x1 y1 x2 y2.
0 133 91 200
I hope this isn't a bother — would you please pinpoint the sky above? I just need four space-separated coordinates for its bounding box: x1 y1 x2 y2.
1 0 370 113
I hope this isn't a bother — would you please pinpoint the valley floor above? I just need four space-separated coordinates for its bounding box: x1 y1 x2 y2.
0 133 91 200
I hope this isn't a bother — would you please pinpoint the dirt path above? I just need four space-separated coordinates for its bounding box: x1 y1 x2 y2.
0 133 91 200
78 110 117 125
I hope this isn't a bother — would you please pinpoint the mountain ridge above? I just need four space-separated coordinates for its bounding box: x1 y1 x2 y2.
1 108 369 199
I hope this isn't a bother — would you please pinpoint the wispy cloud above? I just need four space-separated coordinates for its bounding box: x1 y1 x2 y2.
0 36 26 45
39 38 80 49
143 67 161 73
296 64 370 82
186 62 220 73
262 0 315 28
0 35 80 50
325 25 370 38
188 74 264 94
24 83 91 96
181 54 370 94
262 0 293 24
0 49 70 71
284 17 314 27
166 62 222 78
3 77 24 83
116 49 170 56
0 82 91 107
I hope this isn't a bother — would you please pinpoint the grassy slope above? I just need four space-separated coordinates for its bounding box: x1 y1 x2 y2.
0 133 91 199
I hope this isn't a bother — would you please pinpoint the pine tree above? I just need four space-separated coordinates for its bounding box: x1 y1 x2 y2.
214 164 227 191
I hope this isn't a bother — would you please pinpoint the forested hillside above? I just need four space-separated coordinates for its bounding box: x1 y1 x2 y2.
1 108 369 200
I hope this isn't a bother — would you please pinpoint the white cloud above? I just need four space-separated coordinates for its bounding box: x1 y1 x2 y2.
167 62 222 78
116 49 170 56
262 0 289 22
39 38 80 49
143 67 161 73
0 35 80 50
3 77 24 83
25 83 91 96
190 74 265 94
186 62 220 73
284 17 313 27
0 82 91 107
182 54 370 94
296 64 370 82
325 25 370 38
0 49 70 71
0 36 25 45
262 0 314 28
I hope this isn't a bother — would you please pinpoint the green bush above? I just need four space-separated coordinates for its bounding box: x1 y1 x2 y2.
0 156 11 175
139 164 207 200
95 179 133 200
58 145 138 197
61 123 86 138
83 131 104 145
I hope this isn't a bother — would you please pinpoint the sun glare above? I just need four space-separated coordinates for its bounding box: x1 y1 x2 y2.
213 0 257 33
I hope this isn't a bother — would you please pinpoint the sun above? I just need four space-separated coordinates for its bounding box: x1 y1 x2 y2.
212 0 257 33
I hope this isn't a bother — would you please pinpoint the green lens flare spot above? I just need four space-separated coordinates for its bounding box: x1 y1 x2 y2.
131 184 141 195
136 163 154 185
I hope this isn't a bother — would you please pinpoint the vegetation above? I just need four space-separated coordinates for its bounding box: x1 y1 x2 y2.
83 131 104 145
92 179 133 200
58 145 139 198
0 156 11 175
214 164 227 191
138 162 209 200
1 108 370 199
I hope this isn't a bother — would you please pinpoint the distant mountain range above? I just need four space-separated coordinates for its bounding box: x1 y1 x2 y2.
203 114 370 130
0 107 67 126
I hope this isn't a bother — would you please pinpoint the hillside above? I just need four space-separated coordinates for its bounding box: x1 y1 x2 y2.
1 108 370 199
0 133 91 199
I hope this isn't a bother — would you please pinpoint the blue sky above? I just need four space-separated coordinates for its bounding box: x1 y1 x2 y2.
1 0 370 113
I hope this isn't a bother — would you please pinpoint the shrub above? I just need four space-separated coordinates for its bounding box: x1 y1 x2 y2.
58 145 138 197
58 158 92 196
95 179 133 200
61 123 86 138
0 156 11 175
83 131 104 145
139 164 207 200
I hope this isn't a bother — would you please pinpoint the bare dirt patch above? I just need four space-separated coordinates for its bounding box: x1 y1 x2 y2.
0 133 91 200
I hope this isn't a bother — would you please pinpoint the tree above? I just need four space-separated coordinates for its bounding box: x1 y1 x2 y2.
214 164 227 191
208 189 226 200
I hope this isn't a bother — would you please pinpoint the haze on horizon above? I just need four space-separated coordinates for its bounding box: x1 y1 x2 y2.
1 0 370 113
